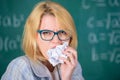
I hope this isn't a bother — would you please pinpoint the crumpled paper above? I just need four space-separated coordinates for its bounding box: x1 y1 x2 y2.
47 42 68 66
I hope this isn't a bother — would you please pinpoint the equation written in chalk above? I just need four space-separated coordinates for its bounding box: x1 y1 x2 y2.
87 13 120 64
81 0 120 9
80 0 120 64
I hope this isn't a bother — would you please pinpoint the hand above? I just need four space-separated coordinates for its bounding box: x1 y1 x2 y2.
60 46 78 80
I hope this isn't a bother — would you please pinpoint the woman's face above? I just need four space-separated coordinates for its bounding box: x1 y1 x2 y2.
37 14 70 59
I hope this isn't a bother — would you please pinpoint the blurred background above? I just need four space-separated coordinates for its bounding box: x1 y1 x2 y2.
0 0 120 80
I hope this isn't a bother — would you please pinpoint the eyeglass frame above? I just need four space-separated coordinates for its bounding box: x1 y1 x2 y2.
37 30 72 41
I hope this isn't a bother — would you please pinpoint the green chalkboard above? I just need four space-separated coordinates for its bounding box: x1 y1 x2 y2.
0 0 120 80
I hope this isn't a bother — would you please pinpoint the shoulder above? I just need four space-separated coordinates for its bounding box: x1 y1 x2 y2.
1 56 33 80
7 56 30 70
75 62 82 72
72 62 84 80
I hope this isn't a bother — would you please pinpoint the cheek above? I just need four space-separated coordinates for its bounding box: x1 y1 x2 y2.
37 35 50 58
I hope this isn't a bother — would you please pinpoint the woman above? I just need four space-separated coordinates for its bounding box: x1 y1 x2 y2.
1 1 84 80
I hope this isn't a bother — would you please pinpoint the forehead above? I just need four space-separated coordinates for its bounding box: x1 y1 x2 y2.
40 15 58 29
40 14 67 31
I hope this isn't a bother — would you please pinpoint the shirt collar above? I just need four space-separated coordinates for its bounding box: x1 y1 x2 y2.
26 56 61 79
28 58 51 78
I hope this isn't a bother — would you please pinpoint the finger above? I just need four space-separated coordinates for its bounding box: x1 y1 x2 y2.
66 51 77 66
59 56 71 65
64 47 78 60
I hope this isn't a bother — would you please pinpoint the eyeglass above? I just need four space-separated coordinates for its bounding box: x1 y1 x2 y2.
37 30 71 41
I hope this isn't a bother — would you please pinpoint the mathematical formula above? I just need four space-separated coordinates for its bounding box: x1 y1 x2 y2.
81 0 120 9
88 31 120 45
91 47 120 64
0 14 24 28
0 14 24 52
81 0 120 64
87 13 120 29
0 35 22 52
86 12 120 64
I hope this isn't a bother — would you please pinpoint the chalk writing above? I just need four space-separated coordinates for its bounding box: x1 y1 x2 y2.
88 31 120 45
106 13 120 29
81 0 120 9
86 11 120 64
87 12 120 29
109 30 120 45
0 35 21 52
91 47 120 64
87 16 105 28
0 14 24 28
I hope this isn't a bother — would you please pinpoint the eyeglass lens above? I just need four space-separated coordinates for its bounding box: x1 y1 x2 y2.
38 30 71 41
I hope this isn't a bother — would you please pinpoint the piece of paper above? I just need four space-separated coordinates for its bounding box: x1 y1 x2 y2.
47 42 68 66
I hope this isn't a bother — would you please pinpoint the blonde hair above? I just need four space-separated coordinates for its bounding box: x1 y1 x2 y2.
22 1 78 61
